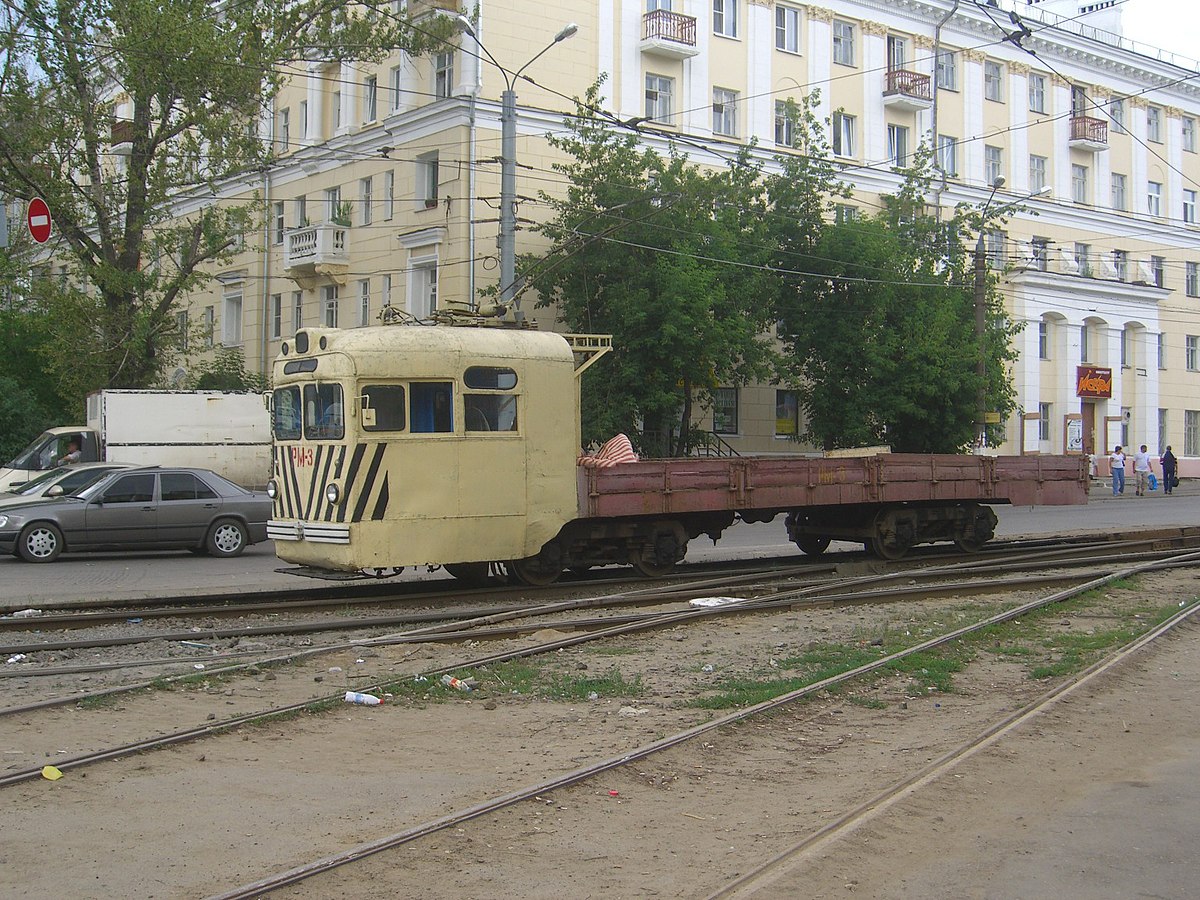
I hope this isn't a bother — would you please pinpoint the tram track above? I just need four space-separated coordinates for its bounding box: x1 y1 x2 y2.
202 550 1200 899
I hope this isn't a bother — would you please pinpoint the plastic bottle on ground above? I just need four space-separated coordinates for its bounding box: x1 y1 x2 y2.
344 691 383 705
441 674 472 692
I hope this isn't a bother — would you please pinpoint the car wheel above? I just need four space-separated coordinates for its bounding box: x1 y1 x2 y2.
206 519 248 558
18 523 63 563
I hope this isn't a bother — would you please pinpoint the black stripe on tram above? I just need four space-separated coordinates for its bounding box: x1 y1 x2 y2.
336 443 368 523
371 473 390 521
315 444 338 522
302 445 325 521
351 444 387 523
285 447 303 519
276 447 295 519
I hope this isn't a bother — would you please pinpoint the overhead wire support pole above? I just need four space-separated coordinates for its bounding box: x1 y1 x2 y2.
457 16 578 324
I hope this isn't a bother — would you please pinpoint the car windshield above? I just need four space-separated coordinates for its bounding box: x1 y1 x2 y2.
56 468 124 497
7 468 66 495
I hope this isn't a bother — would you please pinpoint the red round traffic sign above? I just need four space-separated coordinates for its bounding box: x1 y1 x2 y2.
27 197 51 243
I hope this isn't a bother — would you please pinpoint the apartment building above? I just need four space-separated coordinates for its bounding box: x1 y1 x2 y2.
185 0 1200 469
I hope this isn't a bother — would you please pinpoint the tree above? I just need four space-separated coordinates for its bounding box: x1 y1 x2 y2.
525 86 779 455
772 153 1020 452
0 0 448 398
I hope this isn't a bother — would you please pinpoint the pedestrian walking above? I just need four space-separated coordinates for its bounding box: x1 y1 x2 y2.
1161 446 1178 495
1110 445 1126 496
1133 444 1153 496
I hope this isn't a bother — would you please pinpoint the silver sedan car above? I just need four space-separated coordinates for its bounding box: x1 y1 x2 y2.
0 467 270 562
0 463 133 511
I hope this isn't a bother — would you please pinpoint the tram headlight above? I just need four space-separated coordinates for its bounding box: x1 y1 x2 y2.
266 480 278 499
326 483 340 505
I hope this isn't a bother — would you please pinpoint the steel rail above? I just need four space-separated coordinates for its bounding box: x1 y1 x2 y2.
204 550 1200 900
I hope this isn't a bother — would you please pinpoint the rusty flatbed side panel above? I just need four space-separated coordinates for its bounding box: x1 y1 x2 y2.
578 454 1089 519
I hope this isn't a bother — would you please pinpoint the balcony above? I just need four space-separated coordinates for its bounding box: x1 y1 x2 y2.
882 69 932 112
640 9 699 59
1069 115 1108 151
111 120 134 155
409 0 457 20
284 223 350 281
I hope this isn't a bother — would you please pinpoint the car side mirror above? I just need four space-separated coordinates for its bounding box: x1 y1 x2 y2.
45 485 64 497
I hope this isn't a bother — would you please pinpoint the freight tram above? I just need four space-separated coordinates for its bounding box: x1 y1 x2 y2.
266 323 1090 584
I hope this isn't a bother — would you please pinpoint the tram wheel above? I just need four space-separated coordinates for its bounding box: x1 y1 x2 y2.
869 534 910 560
953 534 986 553
444 562 493 585
507 557 562 586
632 555 675 577
795 534 831 556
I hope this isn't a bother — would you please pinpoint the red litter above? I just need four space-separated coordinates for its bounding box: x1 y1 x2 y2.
608 790 619 797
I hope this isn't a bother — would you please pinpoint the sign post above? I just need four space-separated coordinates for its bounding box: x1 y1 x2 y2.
27 197 52 244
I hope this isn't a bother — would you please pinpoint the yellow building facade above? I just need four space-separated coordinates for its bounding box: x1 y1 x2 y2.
184 0 1200 470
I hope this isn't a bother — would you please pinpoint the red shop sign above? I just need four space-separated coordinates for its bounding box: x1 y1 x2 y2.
1076 366 1112 399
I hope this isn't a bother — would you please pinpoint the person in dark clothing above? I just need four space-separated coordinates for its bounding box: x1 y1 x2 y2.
1160 446 1178 495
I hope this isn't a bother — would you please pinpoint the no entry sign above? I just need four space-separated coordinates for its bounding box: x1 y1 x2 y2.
27 197 51 243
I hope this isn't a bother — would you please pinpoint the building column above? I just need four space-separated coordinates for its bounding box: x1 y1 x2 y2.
1008 62 1031 194
963 49 985 185
746 0 774 142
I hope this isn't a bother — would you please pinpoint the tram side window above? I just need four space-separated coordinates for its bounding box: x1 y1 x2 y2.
273 387 302 440
304 383 344 440
464 394 518 432
410 382 453 433
361 385 406 431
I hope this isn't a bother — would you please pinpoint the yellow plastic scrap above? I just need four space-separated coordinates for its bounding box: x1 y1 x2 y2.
41 765 64 781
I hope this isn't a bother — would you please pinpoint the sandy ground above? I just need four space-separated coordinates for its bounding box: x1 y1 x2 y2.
2 564 1199 899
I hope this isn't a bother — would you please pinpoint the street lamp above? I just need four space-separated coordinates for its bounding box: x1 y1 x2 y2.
457 16 578 322
973 177 1051 450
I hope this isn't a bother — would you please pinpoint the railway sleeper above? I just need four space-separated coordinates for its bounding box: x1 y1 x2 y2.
785 502 998 560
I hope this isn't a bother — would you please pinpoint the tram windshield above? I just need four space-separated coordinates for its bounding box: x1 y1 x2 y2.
273 387 302 440
304 384 345 440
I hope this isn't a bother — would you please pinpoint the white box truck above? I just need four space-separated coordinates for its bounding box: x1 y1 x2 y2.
0 390 272 491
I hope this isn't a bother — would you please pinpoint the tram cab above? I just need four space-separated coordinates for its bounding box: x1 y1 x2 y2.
267 325 582 573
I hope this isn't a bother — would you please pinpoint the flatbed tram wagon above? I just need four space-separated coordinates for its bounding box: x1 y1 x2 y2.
267 325 1089 584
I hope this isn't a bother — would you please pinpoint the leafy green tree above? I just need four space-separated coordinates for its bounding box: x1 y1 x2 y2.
525 86 779 455
0 0 447 398
186 346 269 392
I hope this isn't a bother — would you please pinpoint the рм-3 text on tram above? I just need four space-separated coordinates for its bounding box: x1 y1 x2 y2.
265 323 1089 585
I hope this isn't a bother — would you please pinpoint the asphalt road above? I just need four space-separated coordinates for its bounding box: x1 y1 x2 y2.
0 482 1195 610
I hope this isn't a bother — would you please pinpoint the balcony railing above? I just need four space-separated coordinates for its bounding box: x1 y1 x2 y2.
882 69 932 111
640 9 699 58
1069 115 1108 149
284 222 350 273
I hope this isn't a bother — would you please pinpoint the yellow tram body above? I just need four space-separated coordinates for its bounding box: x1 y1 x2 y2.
267 325 581 572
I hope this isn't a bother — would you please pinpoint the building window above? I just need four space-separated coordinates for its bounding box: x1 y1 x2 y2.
1185 189 1197 223
1187 261 1199 297
203 306 215 348
1188 335 1199 372
270 293 282 340
1029 154 1046 193
321 285 338 327
713 0 738 38
1147 105 1162 142
1185 117 1197 152
834 204 858 223
775 390 800 438
985 145 1003 185
299 100 308 139
712 387 739 434
888 124 909 168
775 5 800 53
331 90 341 132
417 151 439 209
1121 328 1130 367
434 52 454 99
384 170 395 220
358 279 371 327
275 107 290 152
774 100 794 146
360 177 373 226
645 74 674 124
1186 410 1200 457
1038 403 1051 442
1159 409 1167 454
1038 321 1049 359
1147 181 1163 216
382 274 392 308
1158 333 1166 370
272 201 285 245
935 48 957 90
984 61 1003 102
832 20 854 66
1122 408 1130 449
325 186 341 222
412 261 438 318
1031 237 1048 271
223 292 243 345
936 134 957 177
1074 242 1090 276
985 229 1006 267
1110 97 1126 133
1152 255 1165 288
292 290 303 331
1080 324 1090 363
363 75 377 123
1113 249 1128 281
390 65 403 112
176 310 188 351
712 88 738 137
832 111 855 157
1028 73 1046 113
1111 173 1127 210
294 195 307 227
886 34 906 70
1071 164 1088 204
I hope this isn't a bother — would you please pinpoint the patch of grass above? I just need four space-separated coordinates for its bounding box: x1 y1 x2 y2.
76 692 120 710
847 694 887 709
886 649 968 695
543 667 643 701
